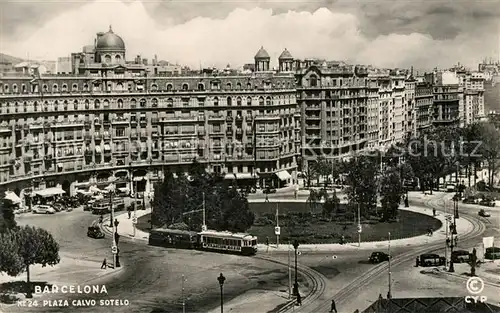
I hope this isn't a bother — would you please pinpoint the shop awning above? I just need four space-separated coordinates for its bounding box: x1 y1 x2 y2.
95 146 101 153
236 173 256 179
104 144 111 151
4 191 21 204
34 187 66 197
224 173 236 180
276 170 291 181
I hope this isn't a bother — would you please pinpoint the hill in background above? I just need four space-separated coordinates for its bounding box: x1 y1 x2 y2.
0 53 25 65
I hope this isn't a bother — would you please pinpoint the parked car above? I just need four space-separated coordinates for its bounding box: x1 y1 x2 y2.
369 252 390 263
446 184 456 192
463 196 478 204
264 187 277 194
419 253 446 267
451 250 470 263
84 200 95 211
478 209 491 217
33 205 56 214
479 198 495 207
52 203 64 212
87 226 105 239
485 247 500 260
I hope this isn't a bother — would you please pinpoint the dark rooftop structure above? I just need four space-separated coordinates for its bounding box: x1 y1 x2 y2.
360 297 500 313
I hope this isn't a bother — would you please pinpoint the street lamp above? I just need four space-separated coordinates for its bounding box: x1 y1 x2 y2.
293 240 299 296
448 195 459 273
217 273 225 313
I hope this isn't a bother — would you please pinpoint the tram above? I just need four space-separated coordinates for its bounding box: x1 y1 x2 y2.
148 228 258 256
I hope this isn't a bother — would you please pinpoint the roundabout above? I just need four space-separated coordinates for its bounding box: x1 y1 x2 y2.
2 191 489 313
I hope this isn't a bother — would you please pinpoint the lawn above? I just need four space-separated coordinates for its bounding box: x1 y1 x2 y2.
137 202 442 244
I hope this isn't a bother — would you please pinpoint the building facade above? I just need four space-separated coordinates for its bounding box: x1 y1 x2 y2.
0 28 298 203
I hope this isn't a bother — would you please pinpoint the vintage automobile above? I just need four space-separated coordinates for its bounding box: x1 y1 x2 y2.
87 226 105 239
479 198 495 207
419 253 446 267
451 250 470 263
462 196 478 204
478 209 491 217
32 205 56 214
485 247 500 260
369 251 390 264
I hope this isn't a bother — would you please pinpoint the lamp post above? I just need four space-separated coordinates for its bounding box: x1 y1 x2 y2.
449 194 459 273
387 232 392 299
293 240 299 296
217 273 225 313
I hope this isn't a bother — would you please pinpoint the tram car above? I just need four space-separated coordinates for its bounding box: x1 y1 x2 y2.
148 228 258 256
148 228 199 249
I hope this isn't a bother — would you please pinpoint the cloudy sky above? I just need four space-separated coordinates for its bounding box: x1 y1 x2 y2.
1 0 499 70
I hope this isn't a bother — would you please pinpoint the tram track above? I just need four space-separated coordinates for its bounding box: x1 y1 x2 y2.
298 193 487 313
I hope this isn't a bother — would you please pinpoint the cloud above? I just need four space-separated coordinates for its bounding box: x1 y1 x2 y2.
0 0 498 70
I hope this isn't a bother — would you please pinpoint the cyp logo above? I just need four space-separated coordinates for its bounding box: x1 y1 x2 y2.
466 277 485 294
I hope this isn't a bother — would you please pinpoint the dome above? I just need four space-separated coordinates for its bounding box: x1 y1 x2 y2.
254 46 270 59
278 48 293 60
96 26 125 51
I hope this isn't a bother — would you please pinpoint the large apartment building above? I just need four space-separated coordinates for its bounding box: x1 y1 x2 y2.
0 28 299 201
0 27 486 204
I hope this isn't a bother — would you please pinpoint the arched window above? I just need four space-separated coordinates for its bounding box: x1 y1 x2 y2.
266 97 272 106
3 85 8 93
152 98 158 107
43 84 48 92
226 83 232 90
236 82 242 90
167 98 173 107
214 97 219 106
94 99 100 109
85 100 90 109
83 84 89 91
198 83 204 91
259 97 264 106
130 99 137 108
63 100 68 110
182 83 189 91
236 97 242 106
247 83 252 89
12 84 18 93
115 55 121 63
227 97 232 106
140 99 146 107
117 99 124 108
22 84 27 93
61 84 67 92
52 84 58 92
310 75 317 87
104 55 111 63
166 84 173 91
73 100 78 110
247 97 252 106
103 100 110 108
151 84 158 91
72 84 78 91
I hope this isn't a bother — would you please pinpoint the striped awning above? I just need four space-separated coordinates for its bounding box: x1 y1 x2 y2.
276 170 291 181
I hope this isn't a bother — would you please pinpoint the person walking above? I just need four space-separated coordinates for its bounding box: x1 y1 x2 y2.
101 258 107 269
127 210 131 219
330 299 337 313
432 208 436 217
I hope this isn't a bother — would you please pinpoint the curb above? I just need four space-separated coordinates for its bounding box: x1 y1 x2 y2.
435 270 500 289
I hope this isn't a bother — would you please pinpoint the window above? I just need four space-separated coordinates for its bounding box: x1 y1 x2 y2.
247 97 252 106
266 97 272 106
310 75 317 87
198 83 204 91
236 97 242 106
167 98 174 107
94 99 100 109
214 97 219 106
226 83 232 90
259 97 264 106
72 84 78 92
52 84 58 92
236 82 242 90
140 99 146 107
117 99 123 108
166 84 173 91
85 100 90 110
182 83 189 91
227 97 232 106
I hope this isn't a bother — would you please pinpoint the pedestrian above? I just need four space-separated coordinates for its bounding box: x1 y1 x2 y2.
415 256 419 267
432 208 436 217
296 293 302 306
454 236 458 247
127 210 131 219
266 236 269 252
330 299 337 313
101 258 107 269
265 193 269 202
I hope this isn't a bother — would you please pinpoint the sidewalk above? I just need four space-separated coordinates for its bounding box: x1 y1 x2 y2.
101 209 150 242
104 192 472 253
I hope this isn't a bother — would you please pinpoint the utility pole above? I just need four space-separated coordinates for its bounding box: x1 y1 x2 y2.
358 203 361 247
182 274 186 313
133 180 137 237
387 232 392 299
276 204 280 248
202 192 206 230
288 241 292 299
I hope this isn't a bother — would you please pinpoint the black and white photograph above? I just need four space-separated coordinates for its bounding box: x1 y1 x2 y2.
0 0 500 312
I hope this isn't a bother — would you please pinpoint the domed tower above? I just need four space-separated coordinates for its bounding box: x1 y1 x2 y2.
278 48 294 72
254 46 270 72
94 25 126 64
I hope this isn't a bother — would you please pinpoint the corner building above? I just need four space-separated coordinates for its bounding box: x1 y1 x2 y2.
0 28 299 200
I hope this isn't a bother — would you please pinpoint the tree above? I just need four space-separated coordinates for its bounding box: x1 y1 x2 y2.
0 195 17 233
322 190 340 218
344 155 379 218
218 186 255 232
379 167 404 220
0 226 60 297
151 171 178 227
477 122 500 187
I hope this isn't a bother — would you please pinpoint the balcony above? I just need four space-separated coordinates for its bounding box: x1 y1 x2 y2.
226 129 233 135
254 114 280 121
103 120 111 126
130 133 138 139
208 114 225 121
84 121 92 127
112 118 128 124
130 119 138 125
94 133 102 140
139 118 147 125
197 130 205 136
